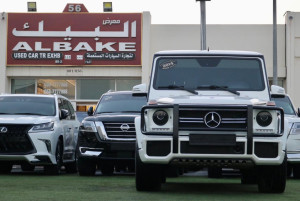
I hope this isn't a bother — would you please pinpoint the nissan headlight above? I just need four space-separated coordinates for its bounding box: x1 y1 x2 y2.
253 109 282 135
29 122 54 133
80 120 97 132
142 107 173 133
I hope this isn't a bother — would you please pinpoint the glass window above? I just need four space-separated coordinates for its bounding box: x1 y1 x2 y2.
11 79 35 94
154 57 265 91
0 96 56 116
66 100 75 120
116 79 141 91
77 79 115 100
95 93 147 114
37 79 75 99
271 95 296 115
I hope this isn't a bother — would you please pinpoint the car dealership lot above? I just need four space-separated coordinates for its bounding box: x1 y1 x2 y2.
1 169 300 201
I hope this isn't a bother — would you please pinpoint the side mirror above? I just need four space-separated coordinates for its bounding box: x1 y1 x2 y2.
87 106 94 116
132 83 147 97
298 108 300 117
271 85 285 95
60 109 69 120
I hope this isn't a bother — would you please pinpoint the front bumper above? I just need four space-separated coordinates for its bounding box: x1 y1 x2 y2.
0 131 59 165
77 131 135 161
287 153 300 163
135 116 287 167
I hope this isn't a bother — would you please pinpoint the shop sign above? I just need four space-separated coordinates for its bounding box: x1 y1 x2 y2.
7 13 142 66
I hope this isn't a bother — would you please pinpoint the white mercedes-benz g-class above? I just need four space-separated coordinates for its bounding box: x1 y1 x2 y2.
134 50 288 193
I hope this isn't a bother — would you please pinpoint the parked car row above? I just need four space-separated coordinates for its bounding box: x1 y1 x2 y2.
1 50 300 195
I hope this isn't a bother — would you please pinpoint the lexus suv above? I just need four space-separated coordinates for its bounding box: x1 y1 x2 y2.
0 94 80 174
77 91 147 176
271 86 300 178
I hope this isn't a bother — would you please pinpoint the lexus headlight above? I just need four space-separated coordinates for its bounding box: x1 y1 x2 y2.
289 122 300 135
143 108 173 133
29 122 54 133
253 109 282 135
80 120 97 132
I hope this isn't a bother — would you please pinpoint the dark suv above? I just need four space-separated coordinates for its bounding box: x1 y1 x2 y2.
77 91 147 175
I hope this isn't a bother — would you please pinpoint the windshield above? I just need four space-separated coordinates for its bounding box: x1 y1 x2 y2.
271 95 296 116
0 96 56 116
153 57 265 91
95 93 147 114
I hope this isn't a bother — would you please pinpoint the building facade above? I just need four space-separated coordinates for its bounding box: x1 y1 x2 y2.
0 9 299 110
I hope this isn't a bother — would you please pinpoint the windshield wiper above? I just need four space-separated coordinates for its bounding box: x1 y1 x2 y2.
197 85 240 96
158 85 198 95
0 112 44 115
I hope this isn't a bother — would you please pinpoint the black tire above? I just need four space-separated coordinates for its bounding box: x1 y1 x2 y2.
44 139 63 175
257 157 287 193
241 169 257 185
287 164 293 177
65 150 77 174
135 146 162 191
21 163 35 172
293 164 300 179
0 163 13 174
77 157 96 176
165 166 180 178
100 163 114 176
207 167 222 178
65 162 77 174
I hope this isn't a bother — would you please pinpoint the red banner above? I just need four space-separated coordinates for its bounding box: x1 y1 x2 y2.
7 13 142 66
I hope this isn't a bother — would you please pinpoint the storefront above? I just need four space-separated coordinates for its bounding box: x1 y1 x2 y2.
1 7 149 111
1 4 300 107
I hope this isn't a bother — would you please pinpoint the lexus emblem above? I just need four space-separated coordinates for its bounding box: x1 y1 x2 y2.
0 127 8 133
204 112 222 128
120 124 130 132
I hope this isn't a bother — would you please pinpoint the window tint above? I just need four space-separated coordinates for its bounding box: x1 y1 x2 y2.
66 101 75 120
154 57 265 91
271 96 296 115
58 98 72 120
95 94 147 114
0 96 55 116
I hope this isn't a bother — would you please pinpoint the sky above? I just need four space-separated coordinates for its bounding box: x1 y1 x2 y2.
1 0 300 24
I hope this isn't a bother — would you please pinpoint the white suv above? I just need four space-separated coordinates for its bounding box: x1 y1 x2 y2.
0 94 80 174
134 50 288 193
271 86 300 178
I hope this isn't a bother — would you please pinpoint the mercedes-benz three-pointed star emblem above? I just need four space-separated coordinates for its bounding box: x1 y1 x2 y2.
204 112 222 128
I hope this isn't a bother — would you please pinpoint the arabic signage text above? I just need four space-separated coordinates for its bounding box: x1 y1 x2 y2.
7 13 142 66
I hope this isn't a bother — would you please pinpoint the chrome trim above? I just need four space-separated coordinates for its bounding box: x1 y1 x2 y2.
95 121 136 141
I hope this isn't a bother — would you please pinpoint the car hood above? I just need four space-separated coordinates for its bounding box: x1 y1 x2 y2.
87 112 141 122
0 115 55 124
156 95 267 106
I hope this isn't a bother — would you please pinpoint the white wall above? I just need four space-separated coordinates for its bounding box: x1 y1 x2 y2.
286 12 300 108
150 24 286 81
0 13 8 93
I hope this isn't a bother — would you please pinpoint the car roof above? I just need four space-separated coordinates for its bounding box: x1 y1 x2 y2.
103 91 133 96
0 94 67 99
154 50 263 57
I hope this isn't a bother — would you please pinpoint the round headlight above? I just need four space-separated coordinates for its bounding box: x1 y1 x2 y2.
256 111 272 127
152 110 169 126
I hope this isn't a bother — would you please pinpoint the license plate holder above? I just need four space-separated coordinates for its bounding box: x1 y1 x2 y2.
189 134 236 146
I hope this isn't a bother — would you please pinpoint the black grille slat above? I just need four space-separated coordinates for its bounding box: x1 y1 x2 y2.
0 124 35 154
179 108 247 131
103 122 136 139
